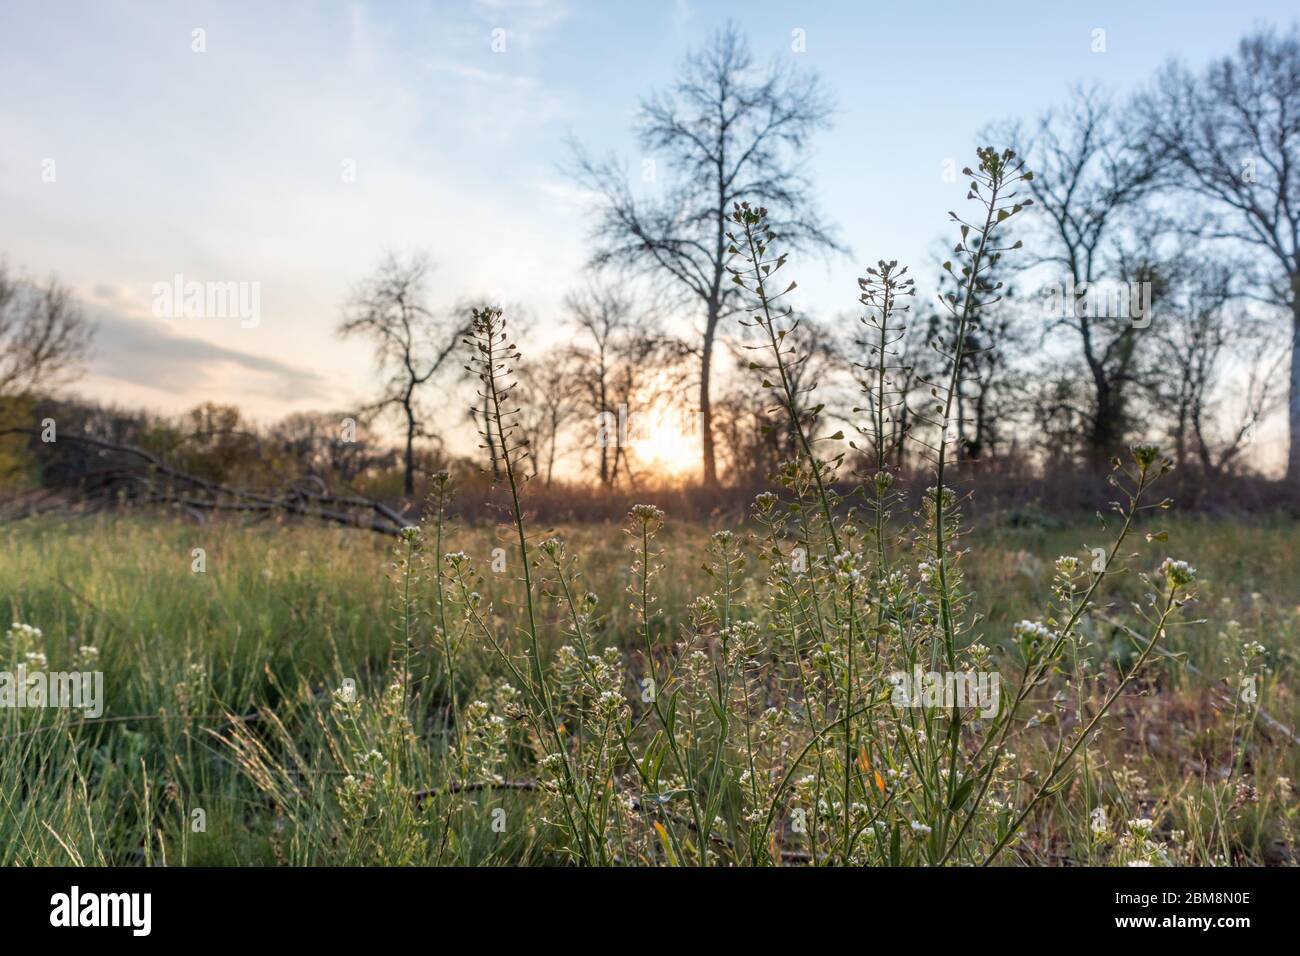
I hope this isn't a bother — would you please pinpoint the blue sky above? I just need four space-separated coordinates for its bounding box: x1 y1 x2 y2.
1 0 1294 423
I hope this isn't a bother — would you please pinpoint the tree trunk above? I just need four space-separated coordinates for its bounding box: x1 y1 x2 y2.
1174 405 1188 473
700 310 719 487
1288 276 1300 482
403 407 416 497
598 368 610 487
1088 365 1118 471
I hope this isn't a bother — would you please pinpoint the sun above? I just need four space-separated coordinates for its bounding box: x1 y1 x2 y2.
631 411 699 480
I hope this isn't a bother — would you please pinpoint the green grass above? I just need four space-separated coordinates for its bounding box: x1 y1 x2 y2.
0 510 1296 865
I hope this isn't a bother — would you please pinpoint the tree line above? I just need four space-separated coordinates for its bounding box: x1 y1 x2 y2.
2 22 1298 502
342 22 1300 491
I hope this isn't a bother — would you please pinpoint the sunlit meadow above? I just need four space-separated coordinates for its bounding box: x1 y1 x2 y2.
3 157 1298 866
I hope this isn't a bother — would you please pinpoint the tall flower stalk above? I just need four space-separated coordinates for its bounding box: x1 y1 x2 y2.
464 307 601 863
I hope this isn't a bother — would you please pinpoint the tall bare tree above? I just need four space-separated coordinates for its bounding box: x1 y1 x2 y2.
0 261 94 397
571 23 843 485
1138 26 1300 480
337 253 467 497
1002 88 1165 468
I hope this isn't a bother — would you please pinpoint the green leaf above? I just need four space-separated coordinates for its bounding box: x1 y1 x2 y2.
709 695 726 722
665 690 680 736
641 731 665 786
949 777 975 810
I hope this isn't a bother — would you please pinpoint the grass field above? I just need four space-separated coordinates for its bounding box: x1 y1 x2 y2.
1 506 1296 866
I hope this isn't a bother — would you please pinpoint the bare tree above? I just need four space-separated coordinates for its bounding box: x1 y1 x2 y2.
1028 369 1091 467
570 23 844 486
1150 258 1286 475
1138 26 1300 479
879 316 930 470
337 253 467 497
0 261 94 397
564 282 688 488
1002 88 1164 467
564 282 636 487
516 350 579 486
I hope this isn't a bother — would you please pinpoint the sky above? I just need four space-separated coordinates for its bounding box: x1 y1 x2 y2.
1 0 1295 445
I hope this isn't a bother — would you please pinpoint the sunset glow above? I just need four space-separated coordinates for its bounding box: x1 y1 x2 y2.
630 413 699 480
2 0 1298 894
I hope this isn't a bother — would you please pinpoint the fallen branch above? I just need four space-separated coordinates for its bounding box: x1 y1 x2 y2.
0 427 407 536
